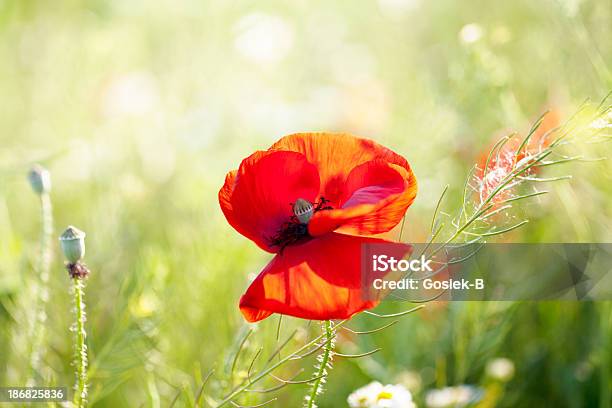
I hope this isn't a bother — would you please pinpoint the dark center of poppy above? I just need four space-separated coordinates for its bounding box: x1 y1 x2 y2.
269 197 333 252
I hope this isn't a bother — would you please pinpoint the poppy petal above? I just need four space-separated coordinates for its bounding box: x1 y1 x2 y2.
307 160 417 236
239 233 411 322
269 133 411 206
219 150 320 253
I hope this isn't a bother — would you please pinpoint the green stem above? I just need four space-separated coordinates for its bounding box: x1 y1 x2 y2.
306 321 334 408
73 277 88 407
214 320 347 408
28 192 53 385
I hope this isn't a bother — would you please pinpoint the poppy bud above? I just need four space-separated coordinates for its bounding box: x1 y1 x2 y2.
28 164 51 195
59 226 86 263
293 198 314 224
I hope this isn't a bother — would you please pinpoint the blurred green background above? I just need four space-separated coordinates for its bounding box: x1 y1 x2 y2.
0 0 610 406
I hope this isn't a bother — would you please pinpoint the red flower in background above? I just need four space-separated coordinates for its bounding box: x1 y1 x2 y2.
219 133 417 322
477 110 560 203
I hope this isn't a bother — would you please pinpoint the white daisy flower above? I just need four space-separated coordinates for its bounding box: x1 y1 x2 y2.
425 385 483 408
348 381 416 408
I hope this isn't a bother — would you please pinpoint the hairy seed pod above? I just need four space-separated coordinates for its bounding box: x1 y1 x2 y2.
293 198 314 224
28 164 51 195
59 226 86 263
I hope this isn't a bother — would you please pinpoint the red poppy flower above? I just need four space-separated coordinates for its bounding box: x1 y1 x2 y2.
219 133 417 322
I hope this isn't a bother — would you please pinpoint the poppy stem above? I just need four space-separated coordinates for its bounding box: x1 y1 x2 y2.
305 320 334 408
72 276 88 407
27 190 53 385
